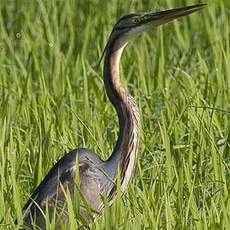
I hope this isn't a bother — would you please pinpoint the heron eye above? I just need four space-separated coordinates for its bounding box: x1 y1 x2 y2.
131 18 139 24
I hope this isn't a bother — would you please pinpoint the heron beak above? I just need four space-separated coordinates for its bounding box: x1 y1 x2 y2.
142 4 206 26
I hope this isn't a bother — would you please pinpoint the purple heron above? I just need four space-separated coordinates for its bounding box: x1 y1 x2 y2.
21 4 206 228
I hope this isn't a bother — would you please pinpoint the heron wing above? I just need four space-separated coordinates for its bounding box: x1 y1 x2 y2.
22 148 103 227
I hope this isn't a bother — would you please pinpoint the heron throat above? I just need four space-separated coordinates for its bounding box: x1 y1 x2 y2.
103 34 141 192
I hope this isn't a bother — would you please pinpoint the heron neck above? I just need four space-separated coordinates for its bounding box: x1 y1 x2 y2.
103 37 141 190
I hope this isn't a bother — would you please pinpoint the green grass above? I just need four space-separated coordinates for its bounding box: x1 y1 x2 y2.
0 0 229 229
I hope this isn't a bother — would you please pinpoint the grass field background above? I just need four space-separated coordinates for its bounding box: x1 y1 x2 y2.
0 0 229 229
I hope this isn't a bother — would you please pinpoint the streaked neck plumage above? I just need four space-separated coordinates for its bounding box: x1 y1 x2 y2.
103 33 141 191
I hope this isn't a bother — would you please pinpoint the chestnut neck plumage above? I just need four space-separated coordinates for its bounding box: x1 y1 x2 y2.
103 32 141 191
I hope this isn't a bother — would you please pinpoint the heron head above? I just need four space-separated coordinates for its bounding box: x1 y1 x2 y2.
107 4 206 51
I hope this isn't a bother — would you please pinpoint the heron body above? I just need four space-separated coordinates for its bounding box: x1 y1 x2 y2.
22 4 206 229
